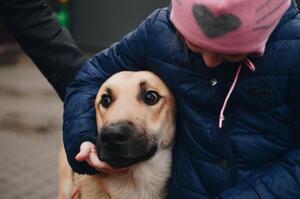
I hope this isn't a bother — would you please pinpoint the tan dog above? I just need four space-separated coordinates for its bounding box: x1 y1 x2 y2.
58 71 176 199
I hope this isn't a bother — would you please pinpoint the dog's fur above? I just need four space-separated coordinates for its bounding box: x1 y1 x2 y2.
58 71 176 199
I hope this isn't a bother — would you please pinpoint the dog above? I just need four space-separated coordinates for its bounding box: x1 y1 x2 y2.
58 71 176 199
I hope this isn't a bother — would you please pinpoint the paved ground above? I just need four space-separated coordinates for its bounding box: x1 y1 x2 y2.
0 54 63 199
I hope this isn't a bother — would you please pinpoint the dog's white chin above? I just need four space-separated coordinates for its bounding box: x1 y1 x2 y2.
110 167 131 176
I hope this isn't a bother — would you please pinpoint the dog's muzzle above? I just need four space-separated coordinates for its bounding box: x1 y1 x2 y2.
96 121 158 168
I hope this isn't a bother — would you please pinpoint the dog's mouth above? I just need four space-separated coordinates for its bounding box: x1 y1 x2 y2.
100 144 158 168
96 122 159 168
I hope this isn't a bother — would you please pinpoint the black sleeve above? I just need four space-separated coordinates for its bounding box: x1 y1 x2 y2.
0 0 86 100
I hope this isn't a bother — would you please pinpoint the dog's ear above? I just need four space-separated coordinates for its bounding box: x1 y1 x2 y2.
160 108 176 148
95 89 103 132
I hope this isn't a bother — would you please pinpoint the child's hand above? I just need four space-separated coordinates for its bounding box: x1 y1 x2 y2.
75 141 129 174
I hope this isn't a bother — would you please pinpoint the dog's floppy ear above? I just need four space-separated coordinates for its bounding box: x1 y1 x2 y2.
160 105 176 148
95 89 104 132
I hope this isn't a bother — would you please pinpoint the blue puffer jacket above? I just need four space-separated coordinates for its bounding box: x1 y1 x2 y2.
64 1 300 198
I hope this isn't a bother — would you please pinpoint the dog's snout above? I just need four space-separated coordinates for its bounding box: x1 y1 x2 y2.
101 131 128 144
100 123 132 145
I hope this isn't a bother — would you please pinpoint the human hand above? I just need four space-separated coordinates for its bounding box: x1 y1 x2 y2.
75 141 129 174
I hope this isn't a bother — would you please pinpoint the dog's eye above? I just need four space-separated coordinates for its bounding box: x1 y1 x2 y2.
100 94 112 108
144 91 161 105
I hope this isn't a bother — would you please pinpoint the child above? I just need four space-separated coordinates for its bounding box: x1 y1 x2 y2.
63 0 300 198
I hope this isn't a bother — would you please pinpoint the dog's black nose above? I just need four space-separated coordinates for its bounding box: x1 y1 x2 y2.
100 122 132 146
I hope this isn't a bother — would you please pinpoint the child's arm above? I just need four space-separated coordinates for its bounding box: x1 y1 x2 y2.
0 0 85 100
63 10 160 174
75 141 129 174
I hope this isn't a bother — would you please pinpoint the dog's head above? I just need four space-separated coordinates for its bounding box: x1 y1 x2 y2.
95 71 176 168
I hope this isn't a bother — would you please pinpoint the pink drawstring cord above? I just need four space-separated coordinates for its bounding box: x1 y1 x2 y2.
219 58 256 128
244 58 256 72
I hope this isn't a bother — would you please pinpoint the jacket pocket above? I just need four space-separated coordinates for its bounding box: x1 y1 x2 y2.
230 76 288 110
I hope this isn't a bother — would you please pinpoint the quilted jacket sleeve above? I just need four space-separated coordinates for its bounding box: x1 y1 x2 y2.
63 10 159 174
0 0 85 100
218 67 300 198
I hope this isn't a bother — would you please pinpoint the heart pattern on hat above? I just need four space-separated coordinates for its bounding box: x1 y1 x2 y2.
192 4 241 38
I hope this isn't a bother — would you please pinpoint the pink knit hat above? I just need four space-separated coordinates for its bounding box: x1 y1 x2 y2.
170 0 291 55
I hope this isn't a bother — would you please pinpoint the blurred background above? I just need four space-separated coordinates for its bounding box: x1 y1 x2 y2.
0 0 168 198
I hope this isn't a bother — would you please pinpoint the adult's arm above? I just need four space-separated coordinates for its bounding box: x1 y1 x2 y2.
0 0 86 100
